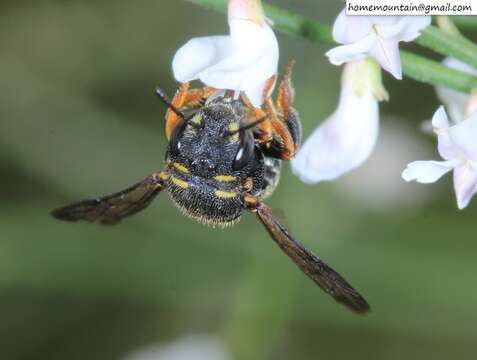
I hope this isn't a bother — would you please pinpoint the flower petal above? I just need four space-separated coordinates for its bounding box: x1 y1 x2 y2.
374 17 407 39
402 160 454 183
332 10 373 44
291 82 379 183
398 16 431 42
454 163 477 210
241 80 275 107
448 111 477 162
369 37 402 79
431 105 451 129
430 106 460 161
326 34 376 66
453 163 477 209
172 36 230 83
371 17 400 26
172 18 278 106
437 131 460 162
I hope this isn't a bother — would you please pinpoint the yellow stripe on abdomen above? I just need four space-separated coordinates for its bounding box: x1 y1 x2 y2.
173 162 189 174
171 176 189 189
213 175 236 182
214 190 237 199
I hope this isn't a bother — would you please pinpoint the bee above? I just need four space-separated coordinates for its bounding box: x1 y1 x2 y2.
52 63 370 314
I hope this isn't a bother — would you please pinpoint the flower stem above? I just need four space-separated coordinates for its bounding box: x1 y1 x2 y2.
185 0 477 93
416 25 477 70
453 16 477 29
435 16 461 35
401 52 477 92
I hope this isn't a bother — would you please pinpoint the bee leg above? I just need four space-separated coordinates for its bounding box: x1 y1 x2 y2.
277 60 302 148
243 194 370 314
262 98 297 160
239 69 300 160
165 84 216 140
239 91 272 142
261 61 302 161
262 74 278 99
184 86 216 107
165 82 190 141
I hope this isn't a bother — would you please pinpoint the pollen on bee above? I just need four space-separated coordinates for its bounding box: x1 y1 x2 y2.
173 162 189 174
214 190 237 199
243 178 253 190
228 123 240 141
191 114 202 125
158 172 170 182
171 176 189 189
213 175 236 182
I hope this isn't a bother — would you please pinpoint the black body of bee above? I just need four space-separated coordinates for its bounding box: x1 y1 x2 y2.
166 95 280 226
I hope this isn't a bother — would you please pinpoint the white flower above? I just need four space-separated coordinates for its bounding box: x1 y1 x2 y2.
291 58 388 183
402 106 477 209
326 10 431 80
172 0 278 106
435 57 477 124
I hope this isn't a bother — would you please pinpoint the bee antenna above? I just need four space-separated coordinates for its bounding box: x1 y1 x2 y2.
155 87 185 119
224 116 268 137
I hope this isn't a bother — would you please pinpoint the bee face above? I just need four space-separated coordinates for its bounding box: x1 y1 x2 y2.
174 104 241 176
165 98 268 226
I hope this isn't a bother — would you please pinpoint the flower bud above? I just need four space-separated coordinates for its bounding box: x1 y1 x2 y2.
228 0 265 26
465 90 477 118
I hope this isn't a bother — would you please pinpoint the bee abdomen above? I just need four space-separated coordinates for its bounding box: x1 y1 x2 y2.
166 179 243 227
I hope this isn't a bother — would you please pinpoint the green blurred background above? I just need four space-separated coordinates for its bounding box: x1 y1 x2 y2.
1 1 477 359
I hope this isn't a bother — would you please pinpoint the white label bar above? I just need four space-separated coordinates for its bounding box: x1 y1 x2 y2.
346 0 477 15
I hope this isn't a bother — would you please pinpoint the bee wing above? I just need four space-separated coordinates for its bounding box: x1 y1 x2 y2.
51 173 166 225
254 203 370 314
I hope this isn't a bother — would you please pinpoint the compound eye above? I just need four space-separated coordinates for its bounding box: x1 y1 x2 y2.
169 120 187 155
232 130 255 170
